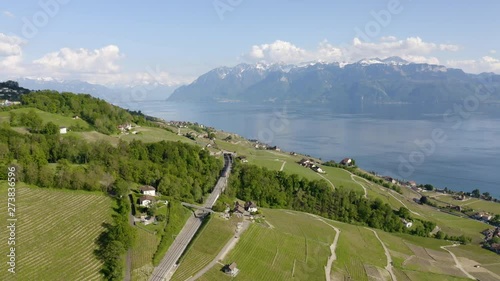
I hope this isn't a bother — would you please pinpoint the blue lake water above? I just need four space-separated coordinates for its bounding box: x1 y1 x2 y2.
116 100 500 198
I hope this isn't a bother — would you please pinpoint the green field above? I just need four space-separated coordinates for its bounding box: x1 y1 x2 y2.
198 209 336 281
171 215 237 281
193 209 500 281
0 183 112 281
427 193 500 215
120 126 196 144
0 107 91 129
131 228 159 281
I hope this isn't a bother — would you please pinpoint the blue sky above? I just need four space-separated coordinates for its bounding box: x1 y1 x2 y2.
1 0 499 85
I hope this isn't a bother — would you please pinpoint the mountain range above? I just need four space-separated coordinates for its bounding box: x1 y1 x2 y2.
14 78 178 105
168 57 500 104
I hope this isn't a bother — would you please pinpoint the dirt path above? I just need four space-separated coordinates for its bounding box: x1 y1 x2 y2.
366 228 397 281
441 245 475 280
187 220 251 281
317 173 336 189
350 174 368 198
387 192 423 217
280 160 286 171
309 214 340 281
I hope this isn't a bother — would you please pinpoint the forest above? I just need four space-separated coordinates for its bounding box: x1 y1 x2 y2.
17 90 154 134
226 161 470 243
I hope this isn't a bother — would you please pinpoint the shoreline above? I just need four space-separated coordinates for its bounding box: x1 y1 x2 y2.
137 104 500 199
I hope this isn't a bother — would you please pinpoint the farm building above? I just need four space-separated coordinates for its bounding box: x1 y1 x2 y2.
140 185 156 196
244 201 258 213
59 127 67 134
223 262 239 277
138 195 156 207
233 202 245 216
340 158 352 166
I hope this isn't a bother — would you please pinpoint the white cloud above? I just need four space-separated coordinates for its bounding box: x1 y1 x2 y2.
246 40 309 64
447 56 500 73
33 45 123 74
439 44 460 52
243 36 460 66
0 33 25 56
2 11 15 18
490 50 497 54
0 33 25 75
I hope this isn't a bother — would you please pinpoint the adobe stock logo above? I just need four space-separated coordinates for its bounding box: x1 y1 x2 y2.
354 0 407 42
213 0 243 21
21 0 70 39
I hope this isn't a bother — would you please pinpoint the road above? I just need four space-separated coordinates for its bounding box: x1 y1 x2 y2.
366 228 397 281
149 154 232 281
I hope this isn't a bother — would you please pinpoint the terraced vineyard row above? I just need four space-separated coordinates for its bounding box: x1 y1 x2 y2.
0 184 112 281
131 229 160 280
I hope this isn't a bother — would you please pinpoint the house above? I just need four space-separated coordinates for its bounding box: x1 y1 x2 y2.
299 158 312 167
244 201 258 213
473 212 493 222
312 166 325 173
118 123 133 132
233 202 246 215
223 262 239 277
340 158 352 166
140 185 156 196
138 195 156 207
72 115 79 119
267 145 281 151
382 176 397 184
59 127 67 134
407 181 417 188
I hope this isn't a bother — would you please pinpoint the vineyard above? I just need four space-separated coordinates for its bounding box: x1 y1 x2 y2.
0 183 112 281
171 215 236 281
197 209 336 281
131 228 159 281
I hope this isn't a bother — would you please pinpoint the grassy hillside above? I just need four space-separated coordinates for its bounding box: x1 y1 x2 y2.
191 209 500 281
0 107 91 129
0 183 113 281
197 209 336 281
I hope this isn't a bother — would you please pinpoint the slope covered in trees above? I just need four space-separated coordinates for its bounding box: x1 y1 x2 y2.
227 162 451 238
19 90 153 134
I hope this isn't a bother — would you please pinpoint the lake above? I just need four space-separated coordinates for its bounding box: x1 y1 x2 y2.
116 100 500 198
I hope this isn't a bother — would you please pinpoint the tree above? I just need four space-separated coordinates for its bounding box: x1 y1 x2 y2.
435 230 445 239
420 196 428 204
398 207 411 220
472 189 481 198
482 192 491 200
146 204 157 217
42 121 59 135
112 179 130 198
424 184 434 191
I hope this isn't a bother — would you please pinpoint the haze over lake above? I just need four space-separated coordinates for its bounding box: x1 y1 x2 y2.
118 100 500 198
